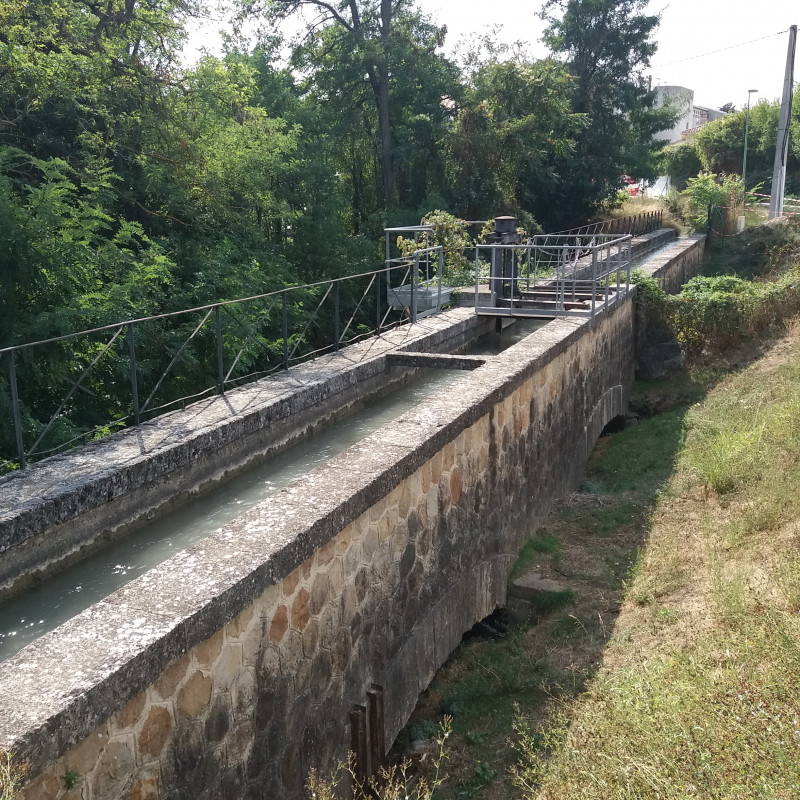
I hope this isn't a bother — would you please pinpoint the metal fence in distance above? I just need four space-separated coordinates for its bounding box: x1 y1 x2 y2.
474 234 633 319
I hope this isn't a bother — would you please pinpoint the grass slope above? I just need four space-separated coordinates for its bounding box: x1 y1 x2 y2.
526 327 800 799
401 326 800 800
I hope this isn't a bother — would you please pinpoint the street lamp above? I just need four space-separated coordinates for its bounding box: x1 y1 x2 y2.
742 89 758 190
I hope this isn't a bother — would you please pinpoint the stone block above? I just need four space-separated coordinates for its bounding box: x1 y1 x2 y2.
508 573 567 602
315 538 336 569
290 589 310 631
138 706 173 760
112 693 147 734
214 643 243 693
19 768 62 800
130 774 160 800
204 693 231 743
269 605 289 643
309 572 330 617
302 618 320 659
195 630 224 669
281 570 300 599
152 655 191 701
91 736 136 800
64 724 109 775
176 671 212 718
232 668 257 718
229 605 256 639
450 469 462 505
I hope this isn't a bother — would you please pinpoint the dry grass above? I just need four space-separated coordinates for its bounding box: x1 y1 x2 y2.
401 323 800 800
524 325 800 799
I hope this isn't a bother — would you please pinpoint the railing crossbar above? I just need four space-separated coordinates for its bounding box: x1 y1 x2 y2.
26 325 125 460
140 308 214 414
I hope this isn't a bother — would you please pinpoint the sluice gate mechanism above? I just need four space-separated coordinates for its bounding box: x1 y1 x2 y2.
475 216 633 320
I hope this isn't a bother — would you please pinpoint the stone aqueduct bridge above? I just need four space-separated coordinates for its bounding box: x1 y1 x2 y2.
0 232 704 800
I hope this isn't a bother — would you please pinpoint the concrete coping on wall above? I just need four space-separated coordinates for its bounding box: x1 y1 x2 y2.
0 232 706 777
0 308 489 575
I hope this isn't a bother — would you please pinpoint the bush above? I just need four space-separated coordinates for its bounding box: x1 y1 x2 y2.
1 751 26 800
305 718 451 800
631 222 800 357
681 172 745 233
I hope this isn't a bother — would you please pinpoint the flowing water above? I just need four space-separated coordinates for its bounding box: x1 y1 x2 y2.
0 319 545 662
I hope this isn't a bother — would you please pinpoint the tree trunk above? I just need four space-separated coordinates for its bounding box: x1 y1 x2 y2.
367 66 394 207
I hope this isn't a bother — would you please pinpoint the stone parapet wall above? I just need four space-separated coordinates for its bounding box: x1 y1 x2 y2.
2 236 703 800
639 234 705 293
9 302 633 800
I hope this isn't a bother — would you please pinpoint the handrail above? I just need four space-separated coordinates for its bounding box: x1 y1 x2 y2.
1 251 445 471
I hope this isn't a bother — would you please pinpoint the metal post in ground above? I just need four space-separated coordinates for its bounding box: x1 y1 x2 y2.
349 706 369 784
127 323 140 426
367 685 386 772
8 353 26 469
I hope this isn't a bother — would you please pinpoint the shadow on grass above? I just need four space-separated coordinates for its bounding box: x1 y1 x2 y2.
391 367 727 800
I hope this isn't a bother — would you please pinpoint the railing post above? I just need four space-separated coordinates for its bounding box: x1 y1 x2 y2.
127 323 140 426
334 281 340 351
282 290 289 370
475 247 480 311
411 252 418 323
215 305 224 395
375 271 381 334
437 247 443 310
8 353 26 469
591 247 597 320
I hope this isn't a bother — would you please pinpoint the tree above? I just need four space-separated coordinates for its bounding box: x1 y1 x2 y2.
444 53 585 228
243 0 425 209
542 0 674 220
658 142 703 191
694 94 800 191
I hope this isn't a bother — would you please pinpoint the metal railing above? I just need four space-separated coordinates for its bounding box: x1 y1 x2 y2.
550 210 663 238
384 244 447 322
0 252 443 472
474 234 633 319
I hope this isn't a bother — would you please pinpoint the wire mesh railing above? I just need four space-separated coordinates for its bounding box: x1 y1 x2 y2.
0 251 444 472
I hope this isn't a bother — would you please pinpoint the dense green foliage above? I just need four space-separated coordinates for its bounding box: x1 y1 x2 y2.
659 91 800 195
0 0 674 465
633 217 800 355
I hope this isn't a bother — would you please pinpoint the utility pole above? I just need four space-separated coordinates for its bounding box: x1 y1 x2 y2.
742 89 758 190
769 25 797 220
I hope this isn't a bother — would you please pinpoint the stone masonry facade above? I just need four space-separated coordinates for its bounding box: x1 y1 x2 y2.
7 234 705 800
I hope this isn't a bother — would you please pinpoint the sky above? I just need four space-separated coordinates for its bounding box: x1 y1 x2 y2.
185 1 797 112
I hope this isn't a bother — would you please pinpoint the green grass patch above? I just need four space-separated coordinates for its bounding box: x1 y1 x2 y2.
587 408 687 495
511 534 562 580
525 588 575 617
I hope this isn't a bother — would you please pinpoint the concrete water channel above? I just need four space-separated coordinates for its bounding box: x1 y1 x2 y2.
0 320 544 662
0 229 705 800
